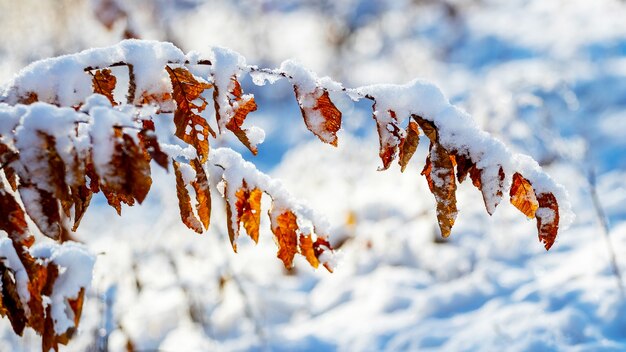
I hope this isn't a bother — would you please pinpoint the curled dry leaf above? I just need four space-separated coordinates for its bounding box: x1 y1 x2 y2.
91 69 117 105
224 78 259 154
373 109 403 170
510 172 538 218
536 192 559 250
0 180 32 246
190 159 211 230
269 210 299 269
298 234 319 268
173 160 203 234
224 180 263 251
422 143 458 238
138 119 169 170
398 120 420 172
294 86 342 146
166 66 214 162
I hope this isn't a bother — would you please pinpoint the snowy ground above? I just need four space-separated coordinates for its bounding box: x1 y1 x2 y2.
2 0 626 351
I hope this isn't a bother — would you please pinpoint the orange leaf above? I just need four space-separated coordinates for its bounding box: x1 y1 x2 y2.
269 210 299 269
190 159 211 230
294 87 342 146
224 78 259 154
167 66 214 162
422 142 457 237
398 120 420 172
299 234 319 268
510 172 538 218
536 192 559 250
91 69 117 105
224 180 263 250
313 237 334 273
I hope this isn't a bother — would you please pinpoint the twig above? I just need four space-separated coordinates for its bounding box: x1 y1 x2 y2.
588 168 625 298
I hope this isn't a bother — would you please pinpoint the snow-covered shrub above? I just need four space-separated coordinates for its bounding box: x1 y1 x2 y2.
0 40 571 351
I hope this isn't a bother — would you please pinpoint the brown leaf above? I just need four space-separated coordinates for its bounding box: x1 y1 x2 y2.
0 262 27 336
269 210 299 269
536 192 559 250
373 108 403 170
294 87 342 146
91 69 117 105
413 115 437 142
100 128 152 213
422 142 457 238
313 237 334 273
138 119 169 170
18 183 68 241
167 66 214 162
173 160 203 234
510 172 539 218
0 180 32 247
225 78 259 154
40 133 73 216
454 153 474 183
190 159 211 230
398 120 420 172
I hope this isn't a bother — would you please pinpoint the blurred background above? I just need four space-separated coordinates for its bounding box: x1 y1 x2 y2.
2 0 626 350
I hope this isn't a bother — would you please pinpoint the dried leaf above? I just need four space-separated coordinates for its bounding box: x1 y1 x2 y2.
510 172 538 218
398 120 420 172
0 262 27 336
167 66 214 162
373 108 403 170
294 87 342 146
18 183 67 241
173 160 203 234
91 69 117 105
138 119 169 170
224 180 263 250
269 210 299 269
414 115 437 142
190 159 211 230
298 234 319 268
0 180 32 247
313 237 334 272
536 192 559 250
422 142 457 237
225 78 259 154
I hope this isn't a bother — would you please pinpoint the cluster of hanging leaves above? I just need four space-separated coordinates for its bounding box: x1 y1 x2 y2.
0 47 562 350
371 110 559 249
0 180 85 351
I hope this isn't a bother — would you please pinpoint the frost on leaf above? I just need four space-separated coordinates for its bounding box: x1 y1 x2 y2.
510 172 538 218
0 180 32 247
166 66 214 162
536 192 559 250
398 120 420 172
173 160 203 234
372 108 403 170
293 86 342 146
99 128 152 214
224 180 262 251
422 143 457 238
223 78 259 154
269 210 299 269
91 69 117 105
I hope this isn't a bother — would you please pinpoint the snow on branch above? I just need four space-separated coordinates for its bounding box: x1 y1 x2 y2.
0 39 572 350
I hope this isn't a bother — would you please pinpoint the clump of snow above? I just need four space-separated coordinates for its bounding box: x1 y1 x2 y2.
1 40 185 106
